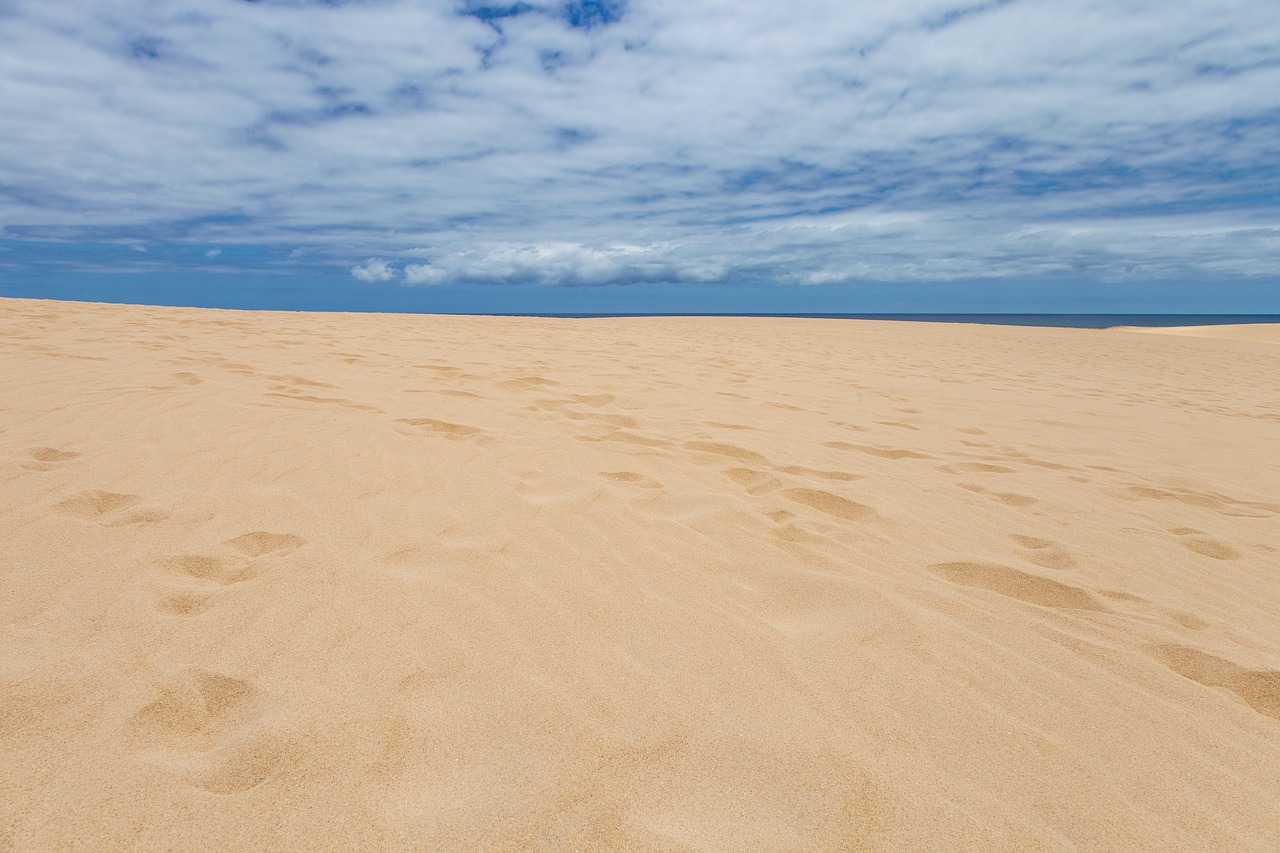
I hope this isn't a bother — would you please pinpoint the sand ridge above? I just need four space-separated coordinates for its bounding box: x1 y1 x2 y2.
1 297 1279 850
1114 323 1280 343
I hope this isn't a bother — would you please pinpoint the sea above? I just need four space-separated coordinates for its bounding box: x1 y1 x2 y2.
480 314 1280 328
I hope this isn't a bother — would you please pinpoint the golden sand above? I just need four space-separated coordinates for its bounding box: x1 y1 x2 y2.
2 297 1278 850
1116 323 1280 343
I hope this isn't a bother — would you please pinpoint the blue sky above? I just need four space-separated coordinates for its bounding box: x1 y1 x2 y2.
2 0 1279 312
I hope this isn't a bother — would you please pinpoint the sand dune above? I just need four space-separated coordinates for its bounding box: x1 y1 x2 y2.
1115 323 1280 343
2 297 1279 850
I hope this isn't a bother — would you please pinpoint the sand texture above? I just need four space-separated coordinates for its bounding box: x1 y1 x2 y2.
2 297 1279 851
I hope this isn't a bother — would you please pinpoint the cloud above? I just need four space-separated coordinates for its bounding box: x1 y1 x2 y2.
1 0 1279 285
350 257 396 282
404 242 725 286
397 216 1280 286
401 264 448 286
205 248 221 258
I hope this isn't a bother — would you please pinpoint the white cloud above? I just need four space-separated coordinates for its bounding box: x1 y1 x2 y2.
1 0 1278 284
401 263 448 286
404 242 727 286
350 257 396 282
205 247 221 258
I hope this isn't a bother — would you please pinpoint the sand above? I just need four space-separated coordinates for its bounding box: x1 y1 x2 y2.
1116 323 1280 343
1 297 1278 851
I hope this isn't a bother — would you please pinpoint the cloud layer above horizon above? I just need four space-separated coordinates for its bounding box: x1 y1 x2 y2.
2 0 1279 287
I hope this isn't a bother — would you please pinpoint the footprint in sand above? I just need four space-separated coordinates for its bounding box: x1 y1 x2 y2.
1119 485 1280 519
1168 528 1243 561
958 483 1039 508
569 393 615 408
154 589 217 616
1150 643 1280 721
1169 612 1211 631
51 488 171 526
1094 589 1210 631
266 391 382 412
1010 534 1079 569
54 490 138 519
581 430 670 448
824 442 932 460
783 488 876 522
586 412 639 428
775 465 862 483
875 420 921 431
685 441 768 463
187 729 299 794
1180 539 1243 560
939 462 1017 475
125 668 297 793
128 669 261 747
992 492 1037 507
223 532 305 558
266 374 336 389
830 421 871 433
532 400 639 429
1097 588 1143 603
395 417 484 440
723 467 784 496
160 554 255 586
499 375 558 391
104 506 171 527
27 447 80 462
929 561 1107 612
599 471 663 489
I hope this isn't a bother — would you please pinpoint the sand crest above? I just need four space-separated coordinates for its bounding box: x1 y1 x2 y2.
1114 323 1280 342
2 298 1279 850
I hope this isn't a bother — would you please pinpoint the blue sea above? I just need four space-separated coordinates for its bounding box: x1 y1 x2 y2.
481 314 1280 328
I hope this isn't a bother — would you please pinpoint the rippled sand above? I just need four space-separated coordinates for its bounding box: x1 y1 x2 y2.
2 298 1278 850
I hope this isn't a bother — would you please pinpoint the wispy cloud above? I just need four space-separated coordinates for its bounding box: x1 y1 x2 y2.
1 0 1278 287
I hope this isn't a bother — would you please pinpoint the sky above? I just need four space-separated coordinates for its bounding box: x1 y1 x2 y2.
1 0 1279 313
